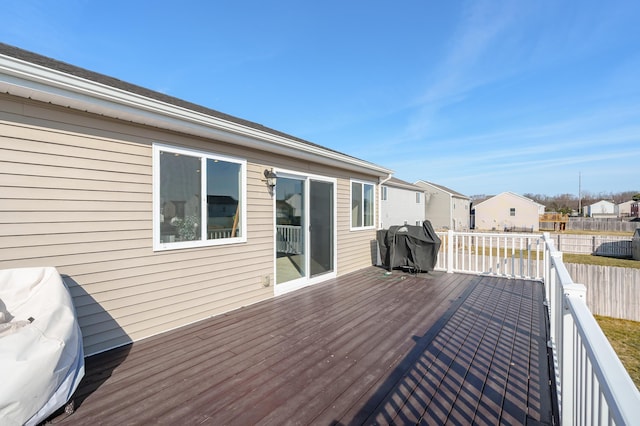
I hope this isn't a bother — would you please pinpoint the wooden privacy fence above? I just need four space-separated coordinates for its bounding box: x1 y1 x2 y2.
552 234 633 257
566 263 640 322
566 217 640 233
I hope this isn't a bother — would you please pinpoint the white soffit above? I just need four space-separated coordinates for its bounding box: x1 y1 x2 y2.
0 54 392 177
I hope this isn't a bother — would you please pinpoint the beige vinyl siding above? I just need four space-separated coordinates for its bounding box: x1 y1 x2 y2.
336 177 378 275
0 94 382 355
0 96 275 355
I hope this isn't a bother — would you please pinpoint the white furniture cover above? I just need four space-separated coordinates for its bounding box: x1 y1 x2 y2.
0 267 84 426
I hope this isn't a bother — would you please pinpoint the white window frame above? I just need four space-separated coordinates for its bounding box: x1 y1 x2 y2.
152 143 247 251
272 168 338 296
350 179 376 231
381 186 388 201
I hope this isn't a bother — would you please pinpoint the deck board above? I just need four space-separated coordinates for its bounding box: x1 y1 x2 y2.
52 267 555 425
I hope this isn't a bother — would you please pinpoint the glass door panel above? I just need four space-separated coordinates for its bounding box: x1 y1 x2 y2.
310 180 334 277
276 177 305 284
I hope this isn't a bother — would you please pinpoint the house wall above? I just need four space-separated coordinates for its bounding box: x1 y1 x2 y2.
474 193 540 231
337 177 379 275
587 201 616 217
380 185 424 229
451 197 471 231
0 94 379 355
616 201 633 217
423 191 451 230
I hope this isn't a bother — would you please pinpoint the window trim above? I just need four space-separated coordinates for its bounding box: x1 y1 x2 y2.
152 143 247 251
350 179 376 231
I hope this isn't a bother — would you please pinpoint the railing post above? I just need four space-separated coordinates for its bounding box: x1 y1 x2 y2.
560 283 587 426
549 250 563 336
447 230 454 273
543 233 553 303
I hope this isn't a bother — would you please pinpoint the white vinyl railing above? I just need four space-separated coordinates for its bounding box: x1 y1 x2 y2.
543 233 640 425
276 225 303 254
435 230 544 280
434 230 640 425
207 228 235 239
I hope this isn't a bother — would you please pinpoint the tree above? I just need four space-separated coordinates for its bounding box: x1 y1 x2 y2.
558 207 572 215
633 193 640 202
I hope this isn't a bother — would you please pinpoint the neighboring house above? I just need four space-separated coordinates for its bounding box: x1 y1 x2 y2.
0 44 392 356
379 177 425 229
414 180 470 231
472 192 545 232
584 200 616 218
616 200 634 218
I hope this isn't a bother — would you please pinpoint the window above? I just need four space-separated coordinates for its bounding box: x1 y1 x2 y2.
351 180 375 229
510 208 516 216
416 192 421 203
381 186 388 201
153 144 246 250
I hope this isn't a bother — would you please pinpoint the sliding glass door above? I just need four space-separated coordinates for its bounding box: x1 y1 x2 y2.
275 173 335 292
276 177 305 284
310 180 333 277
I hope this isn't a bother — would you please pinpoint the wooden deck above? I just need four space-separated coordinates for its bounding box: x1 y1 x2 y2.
52 267 556 425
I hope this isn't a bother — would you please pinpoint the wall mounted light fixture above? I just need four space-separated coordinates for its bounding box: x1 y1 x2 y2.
263 169 277 191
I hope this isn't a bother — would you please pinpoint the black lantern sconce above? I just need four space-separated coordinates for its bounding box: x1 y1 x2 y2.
263 168 277 192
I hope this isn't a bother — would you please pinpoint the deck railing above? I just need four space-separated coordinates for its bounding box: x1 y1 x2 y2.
276 225 303 254
207 228 235 239
435 230 544 279
543 234 640 425
435 230 640 425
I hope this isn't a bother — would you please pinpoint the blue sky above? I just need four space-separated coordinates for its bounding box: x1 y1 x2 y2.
2 1 639 197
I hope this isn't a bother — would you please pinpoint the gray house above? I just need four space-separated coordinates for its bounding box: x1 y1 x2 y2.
414 180 470 231
380 177 425 229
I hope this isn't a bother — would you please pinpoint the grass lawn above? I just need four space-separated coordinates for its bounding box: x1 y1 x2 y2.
563 253 640 269
552 229 635 237
595 315 640 390
465 246 640 268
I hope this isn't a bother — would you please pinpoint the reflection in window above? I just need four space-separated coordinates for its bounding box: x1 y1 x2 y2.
207 159 241 240
351 181 375 229
352 182 363 228
160 152 201 243
364 183 374 227
156 145 245 248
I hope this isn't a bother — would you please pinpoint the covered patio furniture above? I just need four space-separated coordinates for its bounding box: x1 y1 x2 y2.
377 221 441 273
0 267 84 426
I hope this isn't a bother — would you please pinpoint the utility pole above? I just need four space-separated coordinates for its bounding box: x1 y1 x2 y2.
578 172 582 216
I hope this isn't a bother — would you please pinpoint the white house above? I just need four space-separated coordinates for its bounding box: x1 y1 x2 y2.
472 192 545 232
414 181 470 231
584 200 616 218
380 177 425 229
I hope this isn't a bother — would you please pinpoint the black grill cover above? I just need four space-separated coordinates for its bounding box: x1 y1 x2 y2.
377 221 441 272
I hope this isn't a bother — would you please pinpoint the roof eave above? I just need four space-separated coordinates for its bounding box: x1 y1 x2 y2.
415 180 469 199
0 54 392 177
